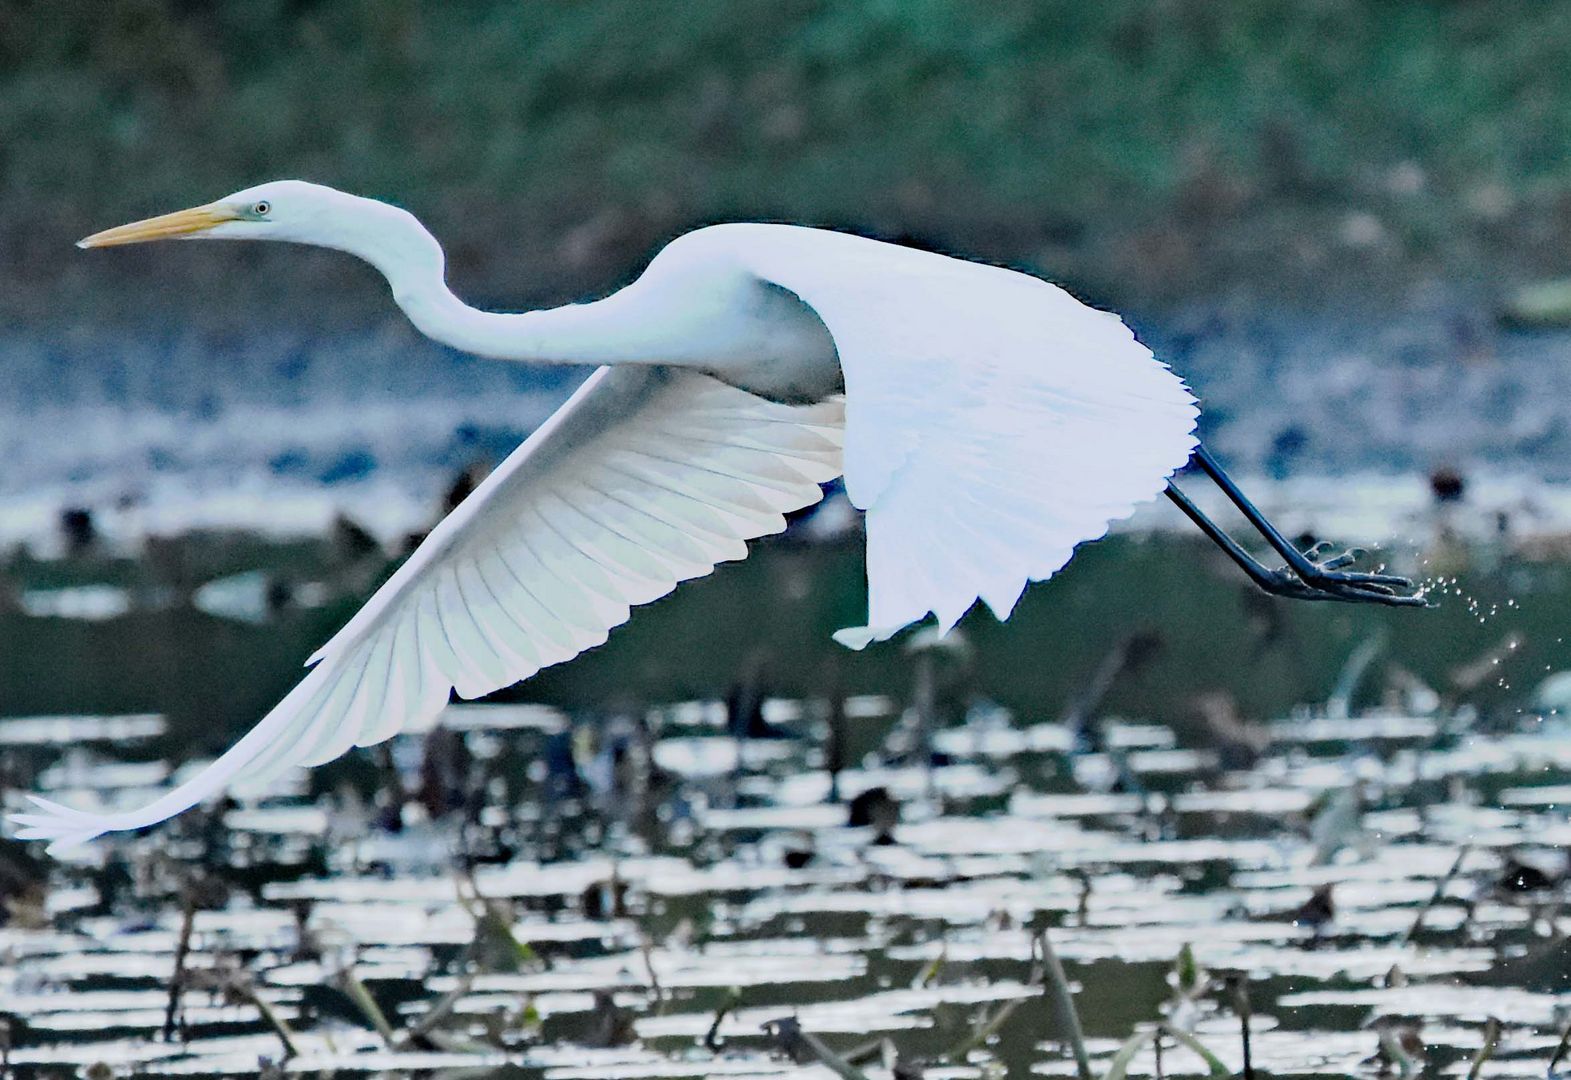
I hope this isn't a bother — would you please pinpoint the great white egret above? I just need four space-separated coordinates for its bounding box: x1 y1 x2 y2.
11 180 1422 852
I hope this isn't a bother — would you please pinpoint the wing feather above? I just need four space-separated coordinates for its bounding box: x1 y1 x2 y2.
358 615 415 747
513 514 637 620
12 365 842 852
729 223 1198 646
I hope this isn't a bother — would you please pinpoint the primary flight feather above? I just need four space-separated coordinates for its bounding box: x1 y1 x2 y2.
15 179 1399 853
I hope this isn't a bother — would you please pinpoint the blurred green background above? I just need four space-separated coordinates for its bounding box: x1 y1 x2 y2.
8 0 1571 328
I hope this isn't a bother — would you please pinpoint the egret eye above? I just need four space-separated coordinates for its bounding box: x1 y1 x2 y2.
252 201 271 216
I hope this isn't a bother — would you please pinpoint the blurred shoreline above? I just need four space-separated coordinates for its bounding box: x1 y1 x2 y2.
4 464 1569 559
6 299 1571 555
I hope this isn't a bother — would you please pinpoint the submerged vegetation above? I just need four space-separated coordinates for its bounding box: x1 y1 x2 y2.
4 651 1571 1077
3 530 1571 1075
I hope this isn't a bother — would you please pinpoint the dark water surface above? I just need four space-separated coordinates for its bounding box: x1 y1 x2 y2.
3 534 1570 1077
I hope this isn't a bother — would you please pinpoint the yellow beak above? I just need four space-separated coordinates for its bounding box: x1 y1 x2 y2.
77 204 241 249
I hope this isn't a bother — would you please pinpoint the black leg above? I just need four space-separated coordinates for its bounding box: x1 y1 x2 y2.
1166 482 1360 603
1171 446 1430 607
1165 484 1285 592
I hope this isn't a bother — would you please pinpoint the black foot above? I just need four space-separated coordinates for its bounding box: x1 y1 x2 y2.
1259 544 1429 607
1166 450 1434 610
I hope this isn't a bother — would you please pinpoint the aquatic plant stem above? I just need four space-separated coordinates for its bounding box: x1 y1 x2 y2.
1230 976 1255 1080
916 940 949 988
163 892 197 1041
942 950 1045 1064
1403 845 1470 944
762 1017 872 1080
401 973 474 1049
703 989 741 1053
1038 929 1093 1080
1102 1027 1156 1080
1160 1022 1230 1080
336 966 399 1049
640 933 666 1014
1467 1017 1501 1080
1549 1013 1571 1076
241 983 301 1059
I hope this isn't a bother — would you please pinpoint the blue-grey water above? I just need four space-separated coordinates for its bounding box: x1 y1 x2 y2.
6 298 1571 548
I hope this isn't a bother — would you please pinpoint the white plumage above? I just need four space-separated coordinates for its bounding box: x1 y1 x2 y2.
13 181 1197 852
730 224 1197 643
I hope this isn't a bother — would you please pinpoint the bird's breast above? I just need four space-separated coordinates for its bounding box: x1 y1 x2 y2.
692 278 843 404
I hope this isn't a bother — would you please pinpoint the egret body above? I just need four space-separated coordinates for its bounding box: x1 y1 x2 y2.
12 181 1422 852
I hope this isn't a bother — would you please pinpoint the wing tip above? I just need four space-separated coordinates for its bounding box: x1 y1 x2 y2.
8 802 112 855
833 623 905 650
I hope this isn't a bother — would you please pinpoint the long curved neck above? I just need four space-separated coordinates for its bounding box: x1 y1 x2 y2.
397 280 661 366
334 199 660 366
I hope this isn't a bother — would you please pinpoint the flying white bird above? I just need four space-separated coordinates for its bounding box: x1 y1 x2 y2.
10 181 1422 852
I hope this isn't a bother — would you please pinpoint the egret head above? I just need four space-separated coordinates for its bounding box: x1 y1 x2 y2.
75 180 355 249
76 180 442 292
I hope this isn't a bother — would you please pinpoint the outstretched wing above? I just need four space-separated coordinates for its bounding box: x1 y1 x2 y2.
13 366 842 852
732 224 1198 646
